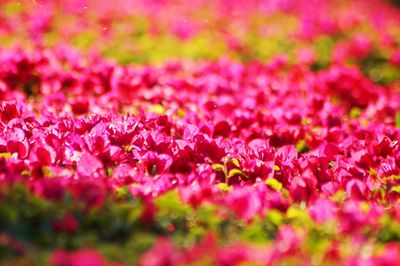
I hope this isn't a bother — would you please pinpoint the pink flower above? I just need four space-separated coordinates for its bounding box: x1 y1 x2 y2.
141 152 173 177
70 180 107 209
349 35 372 59
390 50 400 67
76 153 105 179
111 164 140 186
5 127 29 159
138 238 182 266
223 185 265 222
179 180 213 208
51 248 108 266
309 198 337 223
275 225 300 255
296 48 316 65
345 179 368 200
31 177 66 201
0 102 22 124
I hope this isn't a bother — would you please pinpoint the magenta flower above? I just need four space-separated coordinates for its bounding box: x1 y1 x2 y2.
5 127 29 159
138 238 182 266
76 152 105 179
51 248 108 266
309 198 337 223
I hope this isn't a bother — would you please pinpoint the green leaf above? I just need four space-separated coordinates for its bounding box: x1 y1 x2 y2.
21 170 31 176
281 188 290 199
267 209 283 226
265 178 282 191
392 185 400 193
216 183 233 192
212 163 225 171
227 168 248 179
396 111 400 128
231 158 240 168
155 191 191 214
286 205 312 226
115 187 129 198
296 140 309 153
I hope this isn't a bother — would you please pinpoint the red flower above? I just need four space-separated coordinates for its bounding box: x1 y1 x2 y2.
53 213 78 234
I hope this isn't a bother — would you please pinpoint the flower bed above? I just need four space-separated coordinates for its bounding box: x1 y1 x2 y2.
1 0 400 265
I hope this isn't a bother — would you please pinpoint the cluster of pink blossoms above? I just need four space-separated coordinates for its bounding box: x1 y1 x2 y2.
0 46 400 265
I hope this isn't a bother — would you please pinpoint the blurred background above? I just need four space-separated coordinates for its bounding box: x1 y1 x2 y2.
0 0 399 70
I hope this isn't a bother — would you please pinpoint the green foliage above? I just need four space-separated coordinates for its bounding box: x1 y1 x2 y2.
265 178 283 191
